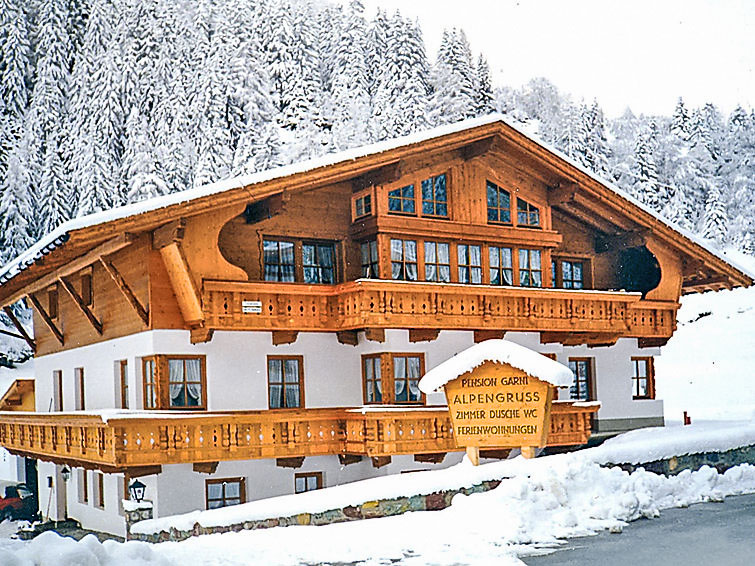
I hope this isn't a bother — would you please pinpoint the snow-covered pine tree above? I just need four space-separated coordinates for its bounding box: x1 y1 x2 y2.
670 97 690 140
433 28 475 120
701 184 728 243
630 120 666 212
428 62 469 126
724 106 755 249
582 100 611 177
0 144 33 264
365 8 390 96
474 54 494 116
0 0 32 120
122 108 168 203
556 102 589 168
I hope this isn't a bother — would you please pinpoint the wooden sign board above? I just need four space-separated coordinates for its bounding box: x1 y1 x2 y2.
444 361 554 450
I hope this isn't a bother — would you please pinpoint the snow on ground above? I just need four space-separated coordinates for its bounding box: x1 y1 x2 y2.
2 421 755 565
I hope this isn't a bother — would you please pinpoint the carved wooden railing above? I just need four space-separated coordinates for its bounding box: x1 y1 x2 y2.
202 279 678 338
0 403 598 470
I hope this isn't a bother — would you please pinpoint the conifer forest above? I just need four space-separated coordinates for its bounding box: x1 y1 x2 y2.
1 0 754 359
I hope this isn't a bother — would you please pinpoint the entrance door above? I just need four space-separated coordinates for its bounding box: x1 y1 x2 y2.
23 458 39 515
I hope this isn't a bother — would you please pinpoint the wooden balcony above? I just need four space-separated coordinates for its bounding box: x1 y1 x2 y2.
202 279 678 340
0 402 598 472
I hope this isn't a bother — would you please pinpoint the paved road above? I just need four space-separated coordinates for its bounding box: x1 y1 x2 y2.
523 493 755 566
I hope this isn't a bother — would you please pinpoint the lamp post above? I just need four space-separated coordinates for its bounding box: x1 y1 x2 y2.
128 479 146 503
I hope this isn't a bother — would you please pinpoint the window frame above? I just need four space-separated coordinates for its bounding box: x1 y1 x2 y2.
118 360 129 410
423 241 451 283
262 237 339 284
141 355 207 410
552 257 591 290
267 355 305 409
568 357 594 401
518 248 543 288
387 183 417 215
360 240 379 278
362 353 426 405
631 357 655 400
457 243 483 284
516 197 541 228
294 472 323 494
486 180 512 225
53 370 63 411
386 172 450 219
94 471 105 509
362 354 383 404
78 468 89 504
420 173 449 218
205 477 246 509
489 245 514 286
390 238 418 281
74 367 85 411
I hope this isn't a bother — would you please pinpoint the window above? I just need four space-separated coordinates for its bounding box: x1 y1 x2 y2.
268 356 304 409
52 370 63 411
553 259 587 289
362 355 382 403
421 174 448 217
457 244 482 284
118 360 129 409
206 478 246 509
632 357 655 399
168 358 204 408
360 240 379 278
263 240 296 282
294 472 323 494
390 239 418 281
78 469 88 504
141 355 206 410
354 194 372 218
94 472 105 509
80 271 93 307
517 198 540 227
392 354 423 404
486 181 511 223
48 285 59 319
424 241 450 282
302 243 335 284
143 358 157 409
489 246 513 286
74 368 85 410
568 358 593 401
518 249 542 287
388 184 415 214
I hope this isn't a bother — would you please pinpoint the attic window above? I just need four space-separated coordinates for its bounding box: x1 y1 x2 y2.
486 181 511 224
517 198 540 227
388 184 416 214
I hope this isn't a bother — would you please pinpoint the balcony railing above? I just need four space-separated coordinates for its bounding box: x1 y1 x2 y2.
0 402 598 470
202 279 677 339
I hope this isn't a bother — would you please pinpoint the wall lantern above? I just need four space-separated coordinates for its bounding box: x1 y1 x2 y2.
61 466 71 482
128 479 147 503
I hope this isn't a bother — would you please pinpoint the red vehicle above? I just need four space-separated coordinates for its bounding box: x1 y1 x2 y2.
0 484 37 521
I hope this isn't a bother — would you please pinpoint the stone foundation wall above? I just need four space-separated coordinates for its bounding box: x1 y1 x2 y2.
609 445 755 476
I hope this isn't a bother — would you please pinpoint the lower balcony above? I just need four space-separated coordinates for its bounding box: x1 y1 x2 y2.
0 402 598 472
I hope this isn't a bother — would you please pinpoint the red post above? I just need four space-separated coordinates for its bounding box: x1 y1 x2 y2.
683 411 691 426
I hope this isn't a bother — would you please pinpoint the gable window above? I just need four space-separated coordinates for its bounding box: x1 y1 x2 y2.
361 241 379 278
141 355 206 410
302 243 335 284
390 239 418 281
489 246 513 286
268 356 304 409
457 244 482 284
354 194 372 218
263 240 295 282
517 198 540 227
388 184 416 214
168 358 204 407
421 173 448 217
568 358 593 401
206 478 245 509
424 241 450 282
632 357 655 399
295 472 323 494
518 249 542 287
362 355 382 403
486 181 511 224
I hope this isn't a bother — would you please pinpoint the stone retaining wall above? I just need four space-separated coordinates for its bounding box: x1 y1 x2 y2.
609 445 755 476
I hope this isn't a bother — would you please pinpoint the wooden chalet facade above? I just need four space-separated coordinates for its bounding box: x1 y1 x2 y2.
0 115 750 535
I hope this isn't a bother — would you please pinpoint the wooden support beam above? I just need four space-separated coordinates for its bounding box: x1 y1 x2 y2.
1 307 35 352
371 456 392 469
152 218 186 250
244 193 288 224
363 328 385 342
272 330 298 345
409 328 440 343
124 465 162 478
540 331 620 347
58 277 103 335
414 452 446 464
520 446 537 459
638 337 670 349
0 327 25 340
2 234 133 308
465 446 480 466
276 457 305 469
159 242 204 327
459 136 495 161
27 293 63 346
474 329 505 343
351 161 401 192
99 259 149 326
338 454 362 466
190 327 215 344
192 461 219 474
336 330 359 346
547 183 578 207
480 449 512 460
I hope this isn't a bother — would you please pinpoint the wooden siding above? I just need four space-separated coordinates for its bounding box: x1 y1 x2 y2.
0 402 598 470
202 279 678 339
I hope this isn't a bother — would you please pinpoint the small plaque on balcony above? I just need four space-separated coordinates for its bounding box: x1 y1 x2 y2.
242 300 263 314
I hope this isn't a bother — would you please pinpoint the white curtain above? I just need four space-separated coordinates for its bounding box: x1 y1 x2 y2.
186 359 202 405
169 360 183 402
408 357 421 401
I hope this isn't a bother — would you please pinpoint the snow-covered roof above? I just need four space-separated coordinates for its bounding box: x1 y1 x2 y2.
418 339 574 394
1 113 753 289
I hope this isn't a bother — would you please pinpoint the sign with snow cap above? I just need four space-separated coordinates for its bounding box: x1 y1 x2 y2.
419 339 574 464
